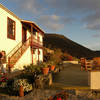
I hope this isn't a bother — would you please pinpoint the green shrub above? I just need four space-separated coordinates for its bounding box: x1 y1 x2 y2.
0 82 7 88
24 64 42 74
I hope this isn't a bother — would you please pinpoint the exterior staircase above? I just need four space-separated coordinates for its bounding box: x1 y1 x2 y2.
7 37 31 68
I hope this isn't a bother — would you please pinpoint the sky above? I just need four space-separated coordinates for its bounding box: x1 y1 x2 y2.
0 0 100 51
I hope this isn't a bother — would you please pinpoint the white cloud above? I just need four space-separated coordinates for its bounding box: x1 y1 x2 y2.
45 0 100 31
37 15 65 31
86 43 100 50
92 33 100 38
9 0 45 15
7 0 100 31
82 12 100 30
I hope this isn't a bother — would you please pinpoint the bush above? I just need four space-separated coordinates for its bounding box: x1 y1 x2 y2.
24 64 42 75
0 73 8 88
13 78 32 92
0 82 7 88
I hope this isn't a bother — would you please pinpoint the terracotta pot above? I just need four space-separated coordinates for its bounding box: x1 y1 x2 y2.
42 67 49 75
50 65 55 71
19 85 24 97
93 57 100 67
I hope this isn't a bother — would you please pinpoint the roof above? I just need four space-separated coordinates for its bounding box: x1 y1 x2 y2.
0 3 21 20
21 20 44 35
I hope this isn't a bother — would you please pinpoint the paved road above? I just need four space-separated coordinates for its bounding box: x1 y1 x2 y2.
52 63 89 89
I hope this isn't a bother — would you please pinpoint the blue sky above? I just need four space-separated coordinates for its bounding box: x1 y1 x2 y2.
1 0 100 50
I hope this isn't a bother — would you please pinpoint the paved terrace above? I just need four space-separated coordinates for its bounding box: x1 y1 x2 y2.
51 63 89 89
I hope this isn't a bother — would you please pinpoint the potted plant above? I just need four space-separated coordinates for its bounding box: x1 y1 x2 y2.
42 62 49 75
49 61 55 71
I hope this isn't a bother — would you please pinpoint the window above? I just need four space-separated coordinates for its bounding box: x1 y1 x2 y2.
7 17 15 40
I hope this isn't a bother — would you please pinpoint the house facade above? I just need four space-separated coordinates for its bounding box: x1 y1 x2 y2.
0 4 44 72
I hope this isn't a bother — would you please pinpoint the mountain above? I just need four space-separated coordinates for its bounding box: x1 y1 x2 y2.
43 33 99 59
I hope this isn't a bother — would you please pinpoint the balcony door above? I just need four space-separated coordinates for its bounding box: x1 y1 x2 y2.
22 27 27 43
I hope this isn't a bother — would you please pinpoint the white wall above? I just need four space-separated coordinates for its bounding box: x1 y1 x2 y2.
0 7 22 55
38 33 43 42
12 47 32 71
32 48 43 64
39 48 43 62
63 61 79 64
27 30 31 39
89 71 100 89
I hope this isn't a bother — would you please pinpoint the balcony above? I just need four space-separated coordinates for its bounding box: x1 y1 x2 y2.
31 35 43 48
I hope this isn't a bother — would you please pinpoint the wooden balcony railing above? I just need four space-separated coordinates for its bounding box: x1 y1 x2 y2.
31 35 43 48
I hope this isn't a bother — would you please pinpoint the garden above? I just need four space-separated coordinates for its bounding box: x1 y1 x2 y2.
0 48 74 97
0 61 61 97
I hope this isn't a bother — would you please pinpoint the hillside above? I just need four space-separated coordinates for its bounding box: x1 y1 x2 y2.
43 33 97 59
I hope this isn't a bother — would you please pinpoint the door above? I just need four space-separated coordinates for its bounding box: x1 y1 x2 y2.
22 27 27 43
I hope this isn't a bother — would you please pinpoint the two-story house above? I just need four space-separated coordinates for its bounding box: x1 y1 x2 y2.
0 4 44 72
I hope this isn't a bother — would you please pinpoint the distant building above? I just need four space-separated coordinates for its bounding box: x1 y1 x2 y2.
44 48 54 54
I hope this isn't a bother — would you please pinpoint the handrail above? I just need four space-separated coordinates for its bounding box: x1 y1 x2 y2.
7 37 31 67
6 37 31 58
6 42 22 58
10 37 30 59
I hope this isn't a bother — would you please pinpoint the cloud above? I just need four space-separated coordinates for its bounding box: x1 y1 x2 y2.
37 15 64 31
45 0 100 30
45 0 100 13
9 0 45 15
37 15 74 31
6 0 100 31
92 34 100 38
82 12 100 30
85 43 100 50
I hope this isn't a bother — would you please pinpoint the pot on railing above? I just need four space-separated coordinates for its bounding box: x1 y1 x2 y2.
93 57 100 68
50 65 55 71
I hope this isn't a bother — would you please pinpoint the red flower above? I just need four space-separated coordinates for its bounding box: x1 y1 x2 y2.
57 97 62 100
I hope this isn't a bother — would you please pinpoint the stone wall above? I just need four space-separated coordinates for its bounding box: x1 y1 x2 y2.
0 89 100 100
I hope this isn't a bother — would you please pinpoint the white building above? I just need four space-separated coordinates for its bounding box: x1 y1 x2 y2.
0 4 44 72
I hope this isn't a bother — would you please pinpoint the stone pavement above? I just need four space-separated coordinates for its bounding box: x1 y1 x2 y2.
52 63 89 89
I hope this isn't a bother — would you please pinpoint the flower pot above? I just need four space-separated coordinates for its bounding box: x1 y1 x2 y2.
19 85 24 97
42 67 49 75
50 65 55 71
93 57 100 67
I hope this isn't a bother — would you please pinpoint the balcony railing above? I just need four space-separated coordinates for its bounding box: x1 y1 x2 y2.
31 35 43 48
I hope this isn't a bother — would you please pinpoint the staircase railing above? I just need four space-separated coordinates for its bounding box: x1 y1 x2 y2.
7 37 31 67
7 41 22 58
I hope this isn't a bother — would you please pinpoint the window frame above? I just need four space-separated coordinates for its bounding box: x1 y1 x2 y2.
7 17 16 40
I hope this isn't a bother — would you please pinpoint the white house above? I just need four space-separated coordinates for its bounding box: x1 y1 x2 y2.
0 4 44 72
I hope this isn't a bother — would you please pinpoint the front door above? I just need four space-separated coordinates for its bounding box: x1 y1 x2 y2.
22 27 27 43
